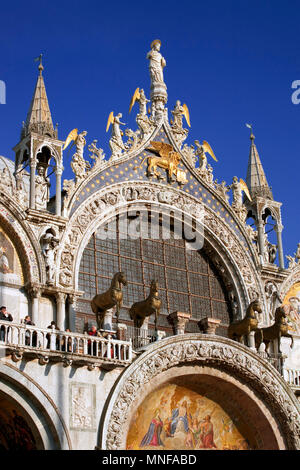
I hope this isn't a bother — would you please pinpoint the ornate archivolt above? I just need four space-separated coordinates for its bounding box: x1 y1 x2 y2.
279 265 300 300
0 199 42 284
57 181 265 316
100 334 300 450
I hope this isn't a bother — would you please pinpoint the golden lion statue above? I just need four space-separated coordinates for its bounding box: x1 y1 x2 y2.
136 141 181 182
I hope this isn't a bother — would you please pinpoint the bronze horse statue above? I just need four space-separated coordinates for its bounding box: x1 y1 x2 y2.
228 299 262 343
91 272 127 329
129 280 161 331
255 305 294 354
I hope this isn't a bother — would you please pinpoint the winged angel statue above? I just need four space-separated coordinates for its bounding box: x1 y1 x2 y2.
194 140 218 171
128 87 153 137
63 128 90 183
106 112 127 159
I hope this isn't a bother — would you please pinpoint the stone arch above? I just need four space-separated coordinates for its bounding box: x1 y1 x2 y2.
0 361 72 449
99 334 300 450
0 201 43 284
58 181 265 318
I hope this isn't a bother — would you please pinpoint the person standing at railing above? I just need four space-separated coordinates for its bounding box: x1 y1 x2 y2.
23 315 37 347
46 321 60 349
87 325 98 355
0 306 13 341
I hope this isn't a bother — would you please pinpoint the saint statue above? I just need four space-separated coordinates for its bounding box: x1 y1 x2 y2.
75 131 87 159
35 166 50 210
137 89 150 117
40 232 59 284
171 101 184 129
230 176 243 207
147 39 166 85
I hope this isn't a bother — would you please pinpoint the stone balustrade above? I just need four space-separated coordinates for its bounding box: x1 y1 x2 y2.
284 368 300 388
0 320 132 368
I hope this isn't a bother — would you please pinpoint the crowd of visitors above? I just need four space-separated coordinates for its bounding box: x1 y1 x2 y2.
0 307 118 358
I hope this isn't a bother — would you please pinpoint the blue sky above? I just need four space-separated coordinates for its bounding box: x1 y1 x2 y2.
0 0 299 261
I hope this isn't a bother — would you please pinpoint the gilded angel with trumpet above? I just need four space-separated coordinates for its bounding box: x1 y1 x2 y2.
63 128 90 182
171 101 191 129
194 140 218 172
129 88 150 117
106 111 126 158
229 176 252 207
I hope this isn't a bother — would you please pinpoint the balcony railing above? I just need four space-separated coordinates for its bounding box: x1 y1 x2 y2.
283 368 300 388
0 320 132 366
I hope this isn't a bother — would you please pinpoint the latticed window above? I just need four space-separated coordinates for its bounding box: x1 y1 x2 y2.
76 213 231 334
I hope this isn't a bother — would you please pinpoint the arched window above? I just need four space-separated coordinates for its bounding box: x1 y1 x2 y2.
76 213 231 336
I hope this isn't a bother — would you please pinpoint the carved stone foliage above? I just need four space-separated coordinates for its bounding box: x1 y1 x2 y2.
102 335 300 450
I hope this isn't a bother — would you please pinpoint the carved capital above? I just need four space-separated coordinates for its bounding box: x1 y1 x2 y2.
55 291 67 304
198 317 221 335
167 311 191 335
27 285 42 300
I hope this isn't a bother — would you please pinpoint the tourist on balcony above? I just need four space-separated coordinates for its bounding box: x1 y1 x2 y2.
23 315 37 347
46 321 60 349
0 306 13 341
87 325 98 355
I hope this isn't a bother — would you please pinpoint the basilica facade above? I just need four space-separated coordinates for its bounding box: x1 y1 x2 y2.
0 41 299 450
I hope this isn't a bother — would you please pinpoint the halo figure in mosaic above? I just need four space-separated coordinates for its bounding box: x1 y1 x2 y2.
129 280 161 331
91 272 128 328
228 299 262 343
255 305 294 354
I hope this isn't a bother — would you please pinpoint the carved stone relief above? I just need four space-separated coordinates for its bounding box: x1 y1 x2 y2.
70 382 96 431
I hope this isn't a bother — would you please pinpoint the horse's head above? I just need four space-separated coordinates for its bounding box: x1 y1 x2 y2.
274 306 286 322
118 271 127 287
252 299 262 314
150 280 159 292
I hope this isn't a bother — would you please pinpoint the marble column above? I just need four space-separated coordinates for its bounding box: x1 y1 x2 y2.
257 219 265 264
102 307 115 331
275 223 285 269
247 330 257 351
56 292 67 331
67 294 77 332
29 287 41 327
29 157 36 209
55 165 63 216
167 311 191 335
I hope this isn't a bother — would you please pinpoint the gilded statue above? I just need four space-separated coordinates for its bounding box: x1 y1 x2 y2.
63 129 90 182
129 280 161 331
91 272 127 328
136 141 181 182
194 140 218 172
129 88 150 117
229 176 252 207
171 101 191 129
228 299 262 343
255 305 294 354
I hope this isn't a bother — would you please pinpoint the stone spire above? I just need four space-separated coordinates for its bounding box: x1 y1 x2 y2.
22 56 57 139
246 129 273 200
